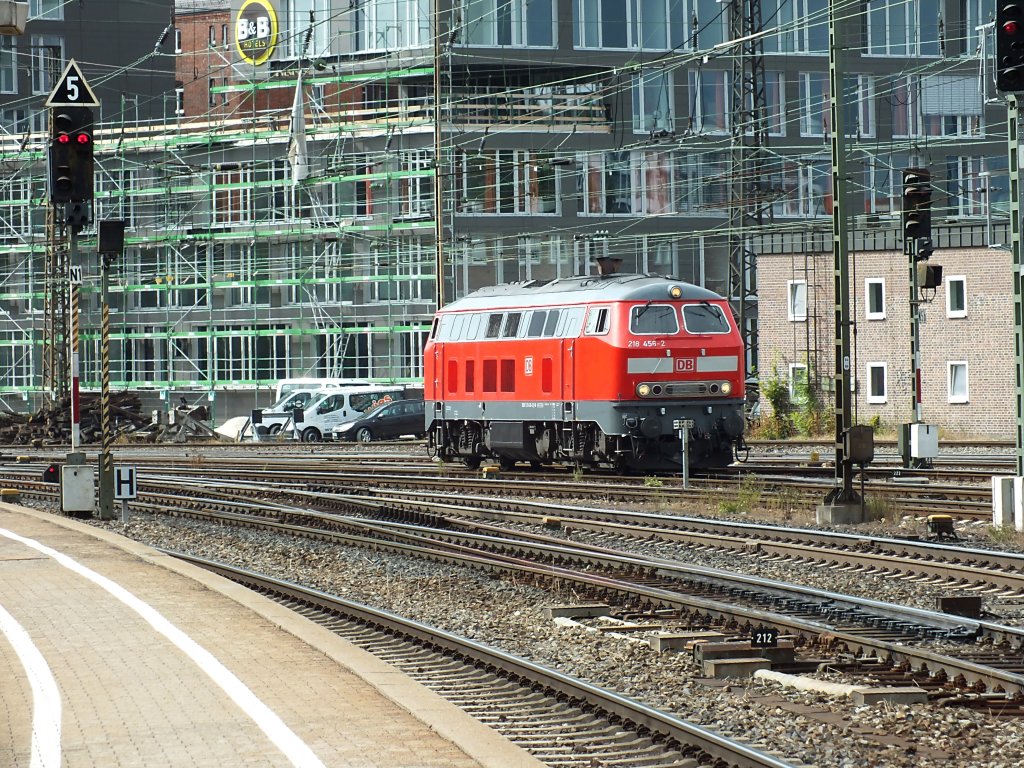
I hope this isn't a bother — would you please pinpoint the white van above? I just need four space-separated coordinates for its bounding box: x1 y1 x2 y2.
286 385 419 442
255 387 329 436
273 377 368 402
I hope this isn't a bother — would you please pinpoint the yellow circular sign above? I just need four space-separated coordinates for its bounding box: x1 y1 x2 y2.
235 0 278 66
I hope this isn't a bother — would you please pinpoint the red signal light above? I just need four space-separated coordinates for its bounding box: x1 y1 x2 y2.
57 134 70 144
1006 20 1021 35
76 133 90 144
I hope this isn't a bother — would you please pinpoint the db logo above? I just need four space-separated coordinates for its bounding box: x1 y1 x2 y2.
676 358 696 372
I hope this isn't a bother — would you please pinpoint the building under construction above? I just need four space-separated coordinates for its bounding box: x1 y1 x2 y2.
0 0 1008 425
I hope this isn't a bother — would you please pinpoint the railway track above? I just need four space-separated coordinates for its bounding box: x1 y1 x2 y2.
12 466 1024 703
177 555 801 768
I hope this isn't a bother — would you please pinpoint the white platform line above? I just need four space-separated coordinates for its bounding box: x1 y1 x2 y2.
0 527 326 768
0 602 62 768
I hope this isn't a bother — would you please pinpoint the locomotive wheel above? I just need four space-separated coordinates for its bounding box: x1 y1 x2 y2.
463 456 482 469
300 427 322 443
498 457 516 471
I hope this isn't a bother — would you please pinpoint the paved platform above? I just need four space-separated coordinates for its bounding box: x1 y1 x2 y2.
0 502 545 768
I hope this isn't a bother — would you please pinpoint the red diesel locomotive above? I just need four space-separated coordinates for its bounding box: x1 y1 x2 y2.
424 271 747 472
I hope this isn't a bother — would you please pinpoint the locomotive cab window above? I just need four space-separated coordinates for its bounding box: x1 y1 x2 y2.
630 303 678 334
682 303 731 334
584 306 611 335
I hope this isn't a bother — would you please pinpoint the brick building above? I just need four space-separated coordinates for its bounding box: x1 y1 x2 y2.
757 233 1016 439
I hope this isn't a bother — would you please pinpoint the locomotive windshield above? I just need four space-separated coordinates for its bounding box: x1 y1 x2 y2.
682 302 731 334
630 303 678 334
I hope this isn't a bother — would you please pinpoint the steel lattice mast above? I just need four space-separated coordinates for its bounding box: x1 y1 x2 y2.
728 0 769 402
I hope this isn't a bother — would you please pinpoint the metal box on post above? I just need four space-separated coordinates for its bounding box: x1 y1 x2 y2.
910 423 939 459
61 465 95 515
845 425 875 465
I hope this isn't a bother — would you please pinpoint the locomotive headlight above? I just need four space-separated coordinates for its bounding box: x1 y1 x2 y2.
637 383 651 397
668 285 683 299
721 381 732 395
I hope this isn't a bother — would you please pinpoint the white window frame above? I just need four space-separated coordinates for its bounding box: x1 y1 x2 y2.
787 280 807 321
29 0 62 20
866 362 887 404
466 0 557 48
798 72 828 137
689 69 729 135
947 361 969 404
865 0 941 58
576 0 671 51
174 28 182 54
788 363 808 401
633 70 674 134
865 278 885 320
945 275 966 319
0 36 16 94
29 35 63 96
175 87 184 116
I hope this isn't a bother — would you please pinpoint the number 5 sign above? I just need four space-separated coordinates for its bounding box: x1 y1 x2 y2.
45 59 100 108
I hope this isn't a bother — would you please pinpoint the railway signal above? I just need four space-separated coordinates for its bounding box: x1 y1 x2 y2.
901 168 932 248
998 3 1024 92
48 106 93 204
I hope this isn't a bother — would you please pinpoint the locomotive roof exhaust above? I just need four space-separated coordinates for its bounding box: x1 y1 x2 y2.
593 255 622 276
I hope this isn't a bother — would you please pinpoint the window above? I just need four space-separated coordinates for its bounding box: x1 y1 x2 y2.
689 70 728 134
584 307 610 335
946 276 966 318
576 0 670 50
485 313 503 338
502 313 522 338
633 70 673 133
682 303 730 334
798 73 828 136
867 363 887 403
865 279 885 319
0 36 15 94
208 78 216 107
222 24 229 45
174 28 182 53
867 0 940 57
789 364 808 402
30 36 62 95
769 158 832 218
209 25 216 46
579 151 638 215
630 304 678 334
174 86 184 115
30 0 62 19
948 361 969 403
787 280 807 321
465 0 554 47
356 0 430 52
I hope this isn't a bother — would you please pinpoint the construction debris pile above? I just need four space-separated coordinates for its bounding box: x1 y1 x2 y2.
0 394 226 444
